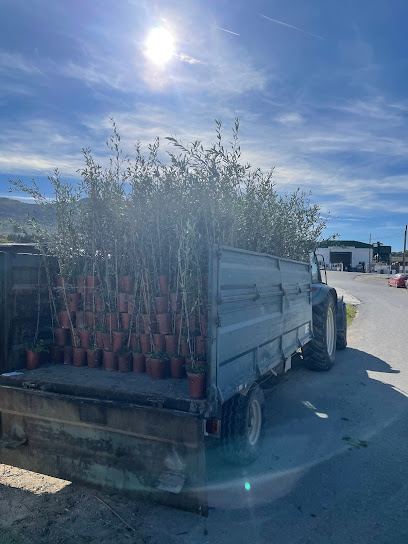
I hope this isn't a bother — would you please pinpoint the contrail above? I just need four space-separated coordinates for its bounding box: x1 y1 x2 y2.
258 13 325 40
217 27 240 36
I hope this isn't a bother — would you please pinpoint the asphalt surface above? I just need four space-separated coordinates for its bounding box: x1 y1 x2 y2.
186 271 408 544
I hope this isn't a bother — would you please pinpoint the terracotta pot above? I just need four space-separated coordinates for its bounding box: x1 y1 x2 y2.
67 292 81 312
118 352 132 372
40 349 49 365
129 333 139 350
112 331 125 352
185 357 192 369
170 293 182 312
150 358 168 380
70 328 80 347
63 345 73 364
121 276 134 293
85 294 92 311
165 334 178 354
54 327 68 346
106 312 119 331
86 275 100 290
132 352 145 373
187 372 206 399
145 358 152 375
199 315 208 337
95 312 105 328
102 332 111 351
156 313 171 335
170 357 185 379
142 313 152 333
75 311 86 329
86 348 102 368
95 331 104 349
85 311 95 328
195 336 205 356
103 351 117 371
127 298 135 314
94 294 104 312
155 296 168 314
153 333 165 352
188 315 197 334
76 275 86 293
118 293 128 313
140 333 151 354
55 274 69 288
58 310 73 329
79 329 92 349
180 337 191 356
158 275 169 296
73 346 86 367
49 345 63 364
26 350 41 370
174 314 182 334
120 312 131 331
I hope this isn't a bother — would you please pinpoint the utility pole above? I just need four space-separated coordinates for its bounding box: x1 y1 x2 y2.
403 225 407 273
369 233 371 272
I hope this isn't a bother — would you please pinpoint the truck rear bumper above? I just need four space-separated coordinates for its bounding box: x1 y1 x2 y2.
0 385 208 515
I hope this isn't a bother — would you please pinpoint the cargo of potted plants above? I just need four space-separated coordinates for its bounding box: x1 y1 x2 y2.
132 348 146 373
147 351 169 380
117 348 132 372
186 360 207 399
72 340 87 367
26 340 49 370
86 344 102 368
49 344 64 364
168 353 185 379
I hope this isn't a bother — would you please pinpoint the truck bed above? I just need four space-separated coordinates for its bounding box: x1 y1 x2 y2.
0 364 207 415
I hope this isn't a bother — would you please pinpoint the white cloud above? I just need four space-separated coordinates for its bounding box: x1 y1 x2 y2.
177 53 202 64
0 51 41 74
276 112 303 125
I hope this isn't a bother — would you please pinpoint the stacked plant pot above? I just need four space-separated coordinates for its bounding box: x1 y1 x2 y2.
49 271 208 398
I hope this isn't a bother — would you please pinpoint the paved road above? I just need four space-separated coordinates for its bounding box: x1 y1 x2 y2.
183 271 408 543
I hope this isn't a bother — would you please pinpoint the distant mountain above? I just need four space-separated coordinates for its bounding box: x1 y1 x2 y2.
0 197 53 231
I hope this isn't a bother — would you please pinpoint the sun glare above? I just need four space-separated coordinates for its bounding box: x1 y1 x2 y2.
145 27 175 66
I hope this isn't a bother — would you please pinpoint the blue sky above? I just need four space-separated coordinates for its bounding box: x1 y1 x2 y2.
1 0 408 250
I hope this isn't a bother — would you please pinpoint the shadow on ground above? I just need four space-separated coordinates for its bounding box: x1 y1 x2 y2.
205 347 407 514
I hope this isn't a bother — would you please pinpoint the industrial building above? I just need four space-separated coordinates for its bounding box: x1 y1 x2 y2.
316 240 391 272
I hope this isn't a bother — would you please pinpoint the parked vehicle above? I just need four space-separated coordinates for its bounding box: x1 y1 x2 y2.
0 246 346 514
388 274 408 287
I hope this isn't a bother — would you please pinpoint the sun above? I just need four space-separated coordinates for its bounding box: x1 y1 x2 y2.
145 27 175 66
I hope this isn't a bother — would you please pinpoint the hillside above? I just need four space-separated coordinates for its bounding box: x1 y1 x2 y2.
0 197 56 236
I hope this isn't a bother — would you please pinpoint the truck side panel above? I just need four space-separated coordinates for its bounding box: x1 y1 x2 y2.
210 246 312 403
0 386 208 514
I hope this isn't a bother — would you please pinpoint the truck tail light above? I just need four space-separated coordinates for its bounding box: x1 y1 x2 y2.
205 418 221 436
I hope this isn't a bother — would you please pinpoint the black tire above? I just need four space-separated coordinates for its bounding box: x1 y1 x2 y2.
302 294 337 371
336 301 347 350
221 384 265 466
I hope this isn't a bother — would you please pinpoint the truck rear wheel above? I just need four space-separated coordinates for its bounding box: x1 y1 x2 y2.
221 384 265 466
302 294 336 371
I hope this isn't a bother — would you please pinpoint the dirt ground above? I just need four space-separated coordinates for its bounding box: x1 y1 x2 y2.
0 464 206 544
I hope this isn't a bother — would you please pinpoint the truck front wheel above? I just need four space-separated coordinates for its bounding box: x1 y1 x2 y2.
302 294 336 371
221 384 265 466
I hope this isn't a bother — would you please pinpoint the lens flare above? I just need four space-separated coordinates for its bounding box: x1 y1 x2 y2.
145 27 175 66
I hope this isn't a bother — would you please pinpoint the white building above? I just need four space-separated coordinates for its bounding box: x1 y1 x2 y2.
316 241 373 272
